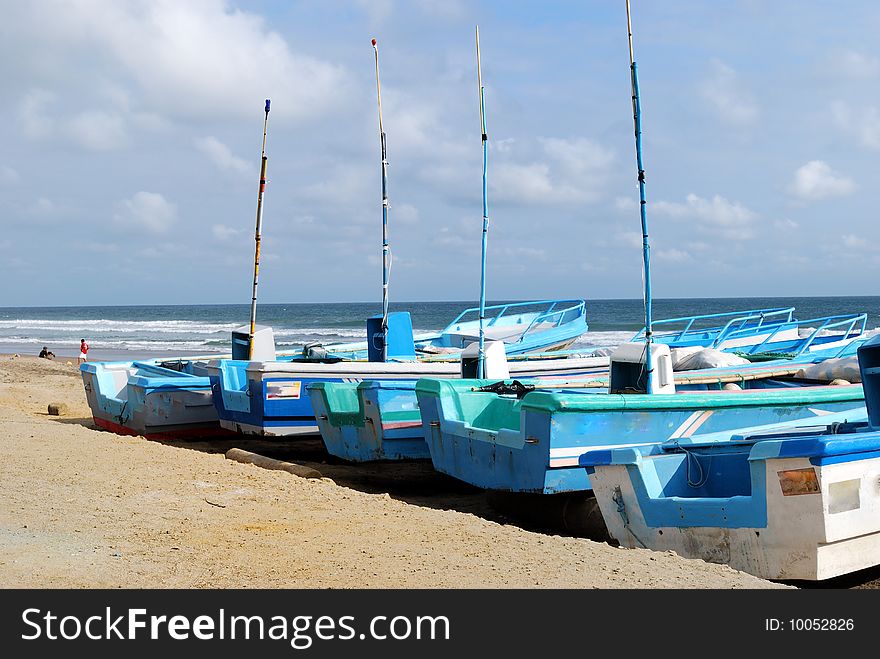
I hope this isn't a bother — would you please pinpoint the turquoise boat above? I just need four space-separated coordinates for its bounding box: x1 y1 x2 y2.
308 339 867 464
412 374 866 494
310 380 425 461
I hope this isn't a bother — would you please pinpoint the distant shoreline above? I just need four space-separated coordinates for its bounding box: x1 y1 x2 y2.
0 346 223 363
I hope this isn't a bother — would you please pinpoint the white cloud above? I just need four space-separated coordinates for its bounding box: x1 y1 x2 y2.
614 196 637 211
653 193 757 240
655 248 690 263
699 60 758 126
394 203 420 225
113 191 177 234
195 136 251 175
788 160 856 201
828 50 880 78
0 165 20 186
29 198 56 216
773 218 799 230
491 137 615 205
495 246 547 260
384 92 467 160
212 224 245 242
685 241 712 252
302 163 374 209
831 101 880 149
19 89 128 150
66 110 127 151
842 234 867 249
354 0 394 26
138 243 186 259
415 0 466 20
19 89 55 139
12 1 349 122
615 232 643 249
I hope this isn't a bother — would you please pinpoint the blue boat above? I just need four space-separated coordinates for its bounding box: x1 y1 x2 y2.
310 380 425 461
412 355 867 493
579 334 880 581
638 308 866 357
81 359 233 439
317 299 589 361
308 336 868 464
208 344 611 437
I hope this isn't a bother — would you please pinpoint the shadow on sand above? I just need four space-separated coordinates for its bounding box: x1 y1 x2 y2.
56 416 880 589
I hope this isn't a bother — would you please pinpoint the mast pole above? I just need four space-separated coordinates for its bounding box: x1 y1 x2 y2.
248 99 271 360
372 38 391 362
625 1 653 393
476 25 490 379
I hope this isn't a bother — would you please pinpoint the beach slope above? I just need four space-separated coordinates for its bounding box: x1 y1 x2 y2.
0 355 786 589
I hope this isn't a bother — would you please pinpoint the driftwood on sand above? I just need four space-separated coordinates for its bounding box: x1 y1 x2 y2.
225 447 322 479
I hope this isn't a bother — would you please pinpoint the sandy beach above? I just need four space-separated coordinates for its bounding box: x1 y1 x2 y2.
0 354 808 589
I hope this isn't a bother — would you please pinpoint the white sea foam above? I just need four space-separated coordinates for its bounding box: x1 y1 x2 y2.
0 319 239 334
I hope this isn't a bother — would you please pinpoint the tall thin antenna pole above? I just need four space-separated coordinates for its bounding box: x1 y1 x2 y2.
372 38 390 362
476 25 490 379
625 1 653 394
248 98 271 360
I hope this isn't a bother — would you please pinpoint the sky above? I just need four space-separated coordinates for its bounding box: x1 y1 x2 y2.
2 0 880 306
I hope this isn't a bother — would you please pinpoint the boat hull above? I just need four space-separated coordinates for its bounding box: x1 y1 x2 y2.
210 356 608 438
81 361 233 439
309 381 427 461
583 434 880 580
414 379 867 494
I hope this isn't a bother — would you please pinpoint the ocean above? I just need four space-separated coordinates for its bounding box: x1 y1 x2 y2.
1 296 878 361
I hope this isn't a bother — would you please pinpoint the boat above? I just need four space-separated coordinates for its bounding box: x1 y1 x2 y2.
318 299 589 360
309 342 869 465
579 334 880 581
413 357 866 492
80 359 233 439
310 380 425 461
309 321 869 463
208 347 611 436
640 308 866 357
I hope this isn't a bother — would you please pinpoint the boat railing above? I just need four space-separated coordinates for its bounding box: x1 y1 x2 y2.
442 299 585 334
510 300 587 343
728 313 867 356
632 307 796 344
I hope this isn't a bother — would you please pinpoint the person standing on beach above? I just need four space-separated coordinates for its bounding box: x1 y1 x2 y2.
78 339 89 363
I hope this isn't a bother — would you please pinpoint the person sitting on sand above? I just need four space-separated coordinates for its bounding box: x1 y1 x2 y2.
39 346 55 359
78 339 89 364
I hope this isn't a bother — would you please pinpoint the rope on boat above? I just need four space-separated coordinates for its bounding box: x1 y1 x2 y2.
612 486 647 548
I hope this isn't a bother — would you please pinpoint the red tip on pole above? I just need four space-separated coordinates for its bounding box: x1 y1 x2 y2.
371 38 377 46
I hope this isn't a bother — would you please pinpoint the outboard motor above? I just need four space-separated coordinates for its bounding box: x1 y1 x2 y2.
608 342 675 394
301 342 329 360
